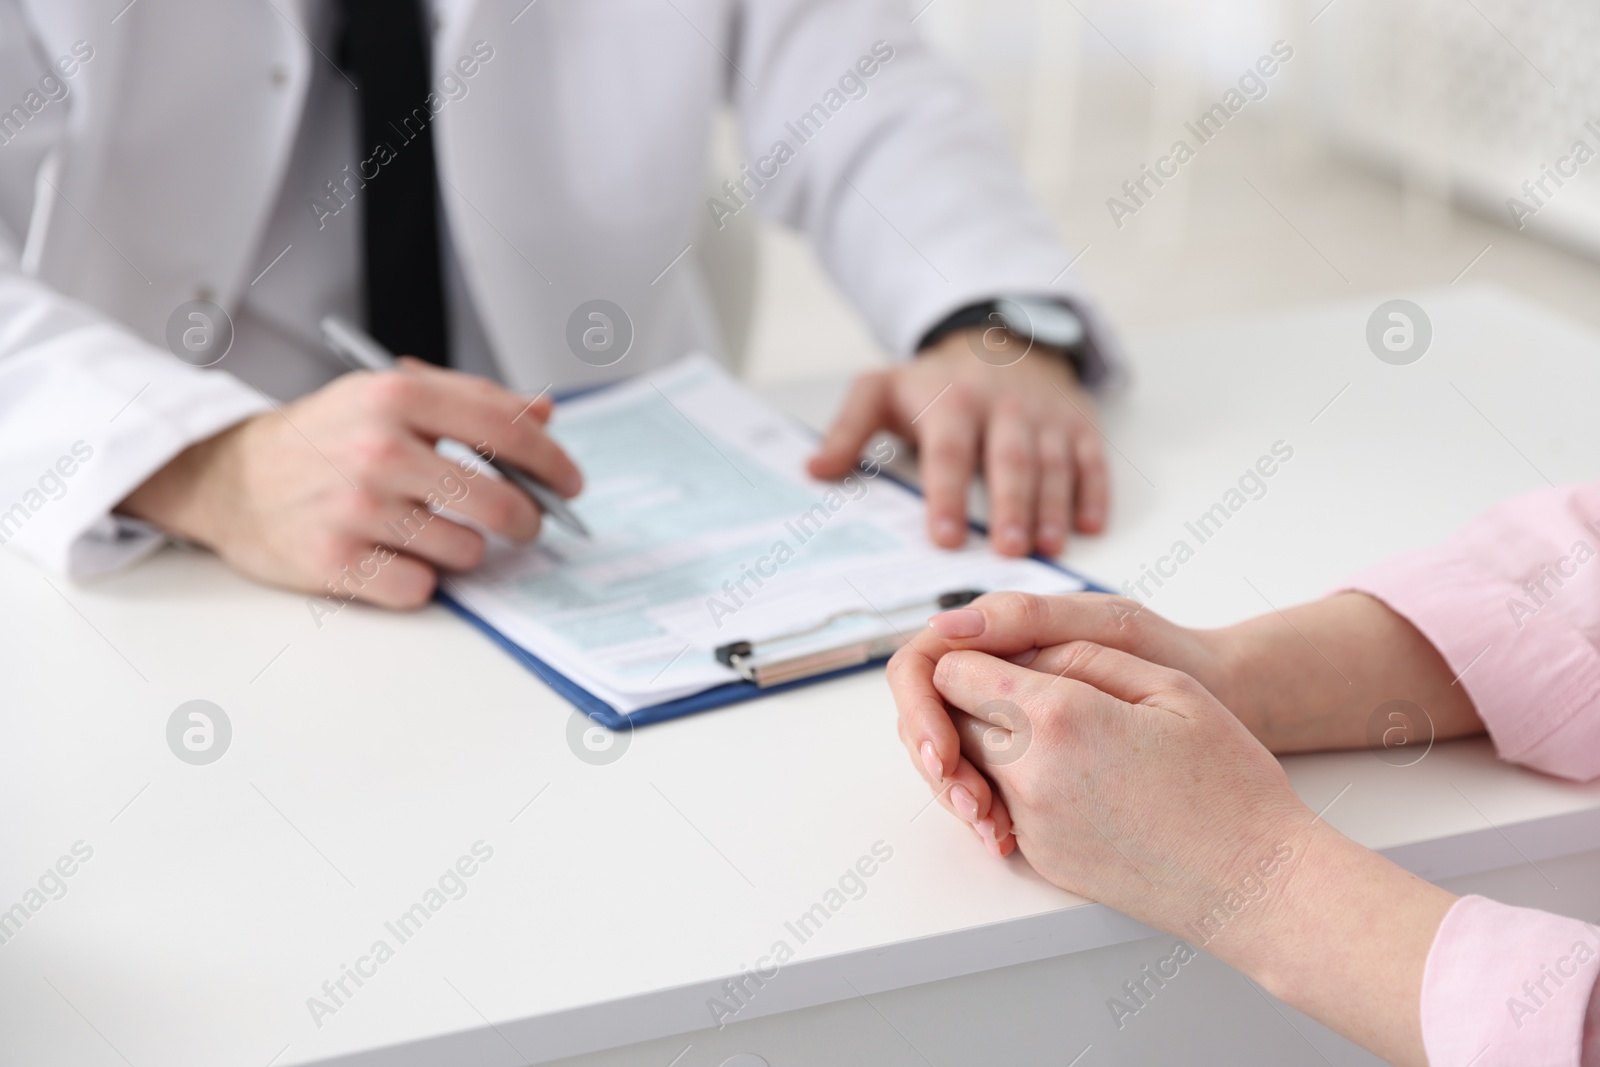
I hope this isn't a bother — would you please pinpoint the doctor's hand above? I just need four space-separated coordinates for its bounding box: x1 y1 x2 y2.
118 362 582 609
808 330 1107 558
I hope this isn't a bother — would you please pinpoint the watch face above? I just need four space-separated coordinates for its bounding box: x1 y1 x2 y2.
998 298 1086 350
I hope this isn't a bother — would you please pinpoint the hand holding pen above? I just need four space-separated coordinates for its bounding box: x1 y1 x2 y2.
320 317 590 539
121 317 589 611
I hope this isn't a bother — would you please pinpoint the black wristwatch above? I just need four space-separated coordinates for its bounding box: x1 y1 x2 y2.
917 296 1103 385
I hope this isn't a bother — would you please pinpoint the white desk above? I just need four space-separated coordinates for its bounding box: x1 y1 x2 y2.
5 285 1600 1067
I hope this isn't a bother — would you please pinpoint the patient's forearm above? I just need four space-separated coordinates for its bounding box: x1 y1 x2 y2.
1213 819 1455 1067
1217 592 1485 753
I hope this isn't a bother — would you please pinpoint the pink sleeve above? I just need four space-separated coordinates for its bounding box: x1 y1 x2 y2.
1345 481 1600 780
1422 895 1600 1066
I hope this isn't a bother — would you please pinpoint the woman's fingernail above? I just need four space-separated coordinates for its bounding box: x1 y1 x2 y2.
983 832 1002 858
999 524 1027 553
1006 648 1039 666
950 784 979 822
934 517 965 545
976 817 997 844
920 741 942 781
930 608 984 639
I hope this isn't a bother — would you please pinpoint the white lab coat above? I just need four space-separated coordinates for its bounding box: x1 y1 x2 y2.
0 0 1109 578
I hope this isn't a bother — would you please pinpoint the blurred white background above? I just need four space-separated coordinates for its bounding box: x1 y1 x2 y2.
739 0 1600 384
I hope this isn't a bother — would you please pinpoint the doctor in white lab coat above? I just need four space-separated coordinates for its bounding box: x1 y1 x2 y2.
0 0 1118 608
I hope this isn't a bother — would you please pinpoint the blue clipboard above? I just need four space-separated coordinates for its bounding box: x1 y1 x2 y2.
435 431 1109 730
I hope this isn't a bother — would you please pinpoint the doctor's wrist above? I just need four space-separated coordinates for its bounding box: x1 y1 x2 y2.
916 325 1080 385
916 297 1100 385
117 418 252 550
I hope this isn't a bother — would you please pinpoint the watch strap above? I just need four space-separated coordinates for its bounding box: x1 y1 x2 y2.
916 299 1102 385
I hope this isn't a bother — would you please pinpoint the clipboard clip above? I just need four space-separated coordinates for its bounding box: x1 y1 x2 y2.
714 589 983 688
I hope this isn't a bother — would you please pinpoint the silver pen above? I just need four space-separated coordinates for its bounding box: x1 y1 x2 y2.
319 316 591 539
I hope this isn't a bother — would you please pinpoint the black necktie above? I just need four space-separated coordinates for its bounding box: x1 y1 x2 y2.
340 0 451 366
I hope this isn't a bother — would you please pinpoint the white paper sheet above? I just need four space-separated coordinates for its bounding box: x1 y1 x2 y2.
446 355 1086 714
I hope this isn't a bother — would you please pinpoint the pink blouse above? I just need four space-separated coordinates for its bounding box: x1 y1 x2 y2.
1347 481 1600 1066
